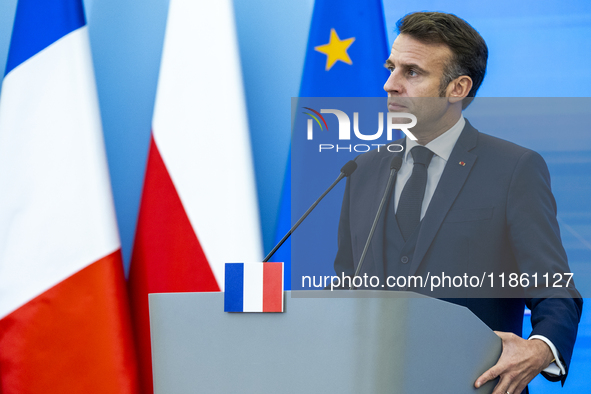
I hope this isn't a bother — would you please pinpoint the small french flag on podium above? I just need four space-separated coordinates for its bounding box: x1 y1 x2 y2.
224 263 284 312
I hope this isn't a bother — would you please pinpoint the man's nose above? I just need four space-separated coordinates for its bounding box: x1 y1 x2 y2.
383 70 403 95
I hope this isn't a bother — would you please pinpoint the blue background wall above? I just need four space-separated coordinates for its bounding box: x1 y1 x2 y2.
0 0 589 391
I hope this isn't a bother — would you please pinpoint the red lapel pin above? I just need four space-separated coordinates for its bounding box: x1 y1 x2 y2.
459 161 466 166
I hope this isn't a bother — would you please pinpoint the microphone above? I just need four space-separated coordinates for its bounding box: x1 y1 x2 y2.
349 156 402 289
263 160 358 262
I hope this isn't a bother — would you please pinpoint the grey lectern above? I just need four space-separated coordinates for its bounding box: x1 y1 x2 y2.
149 290 501 394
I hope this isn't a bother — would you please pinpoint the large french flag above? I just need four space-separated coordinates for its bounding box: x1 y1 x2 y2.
0 0 140 393
127 0 263 392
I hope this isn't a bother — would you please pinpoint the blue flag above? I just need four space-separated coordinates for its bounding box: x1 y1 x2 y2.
273 0 393 290
299 0 390 97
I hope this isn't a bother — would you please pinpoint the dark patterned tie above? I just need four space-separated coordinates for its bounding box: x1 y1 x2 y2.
396 146 434 241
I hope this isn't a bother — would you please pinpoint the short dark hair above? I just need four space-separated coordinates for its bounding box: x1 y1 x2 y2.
396 12 488 108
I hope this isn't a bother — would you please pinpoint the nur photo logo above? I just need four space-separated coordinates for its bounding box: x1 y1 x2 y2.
303 107 417 153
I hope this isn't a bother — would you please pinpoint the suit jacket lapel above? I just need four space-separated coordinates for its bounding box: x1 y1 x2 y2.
408 121 479 276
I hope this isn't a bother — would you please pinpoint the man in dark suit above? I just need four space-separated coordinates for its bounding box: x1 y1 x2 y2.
333 12 582 394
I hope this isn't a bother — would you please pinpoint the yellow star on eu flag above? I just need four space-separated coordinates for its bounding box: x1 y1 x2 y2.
314 28 355 71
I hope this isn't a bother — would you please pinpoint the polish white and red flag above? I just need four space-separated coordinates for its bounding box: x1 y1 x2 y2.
0 0 139 392
127 0 263 392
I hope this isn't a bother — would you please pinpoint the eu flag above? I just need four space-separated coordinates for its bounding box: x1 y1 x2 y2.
300 0 390 97
273 0 394 289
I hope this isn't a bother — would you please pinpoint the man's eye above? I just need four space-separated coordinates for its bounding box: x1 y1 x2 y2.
408 69 418 77
387 66 395 73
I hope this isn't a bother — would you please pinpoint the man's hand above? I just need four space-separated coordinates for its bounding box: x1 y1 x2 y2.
475 331 554 394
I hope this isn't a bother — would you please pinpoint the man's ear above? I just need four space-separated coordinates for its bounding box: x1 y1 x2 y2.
447 76 472 104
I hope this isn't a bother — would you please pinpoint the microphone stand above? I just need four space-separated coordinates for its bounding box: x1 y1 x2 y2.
263 161 357 262
350 156 402 289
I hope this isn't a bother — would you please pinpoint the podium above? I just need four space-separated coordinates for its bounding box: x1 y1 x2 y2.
149 290 501 393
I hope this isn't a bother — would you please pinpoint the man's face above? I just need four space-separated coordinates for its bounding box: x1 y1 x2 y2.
383 34 455 134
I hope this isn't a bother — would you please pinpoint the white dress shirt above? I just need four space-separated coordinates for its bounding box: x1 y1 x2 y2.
395 115 564 376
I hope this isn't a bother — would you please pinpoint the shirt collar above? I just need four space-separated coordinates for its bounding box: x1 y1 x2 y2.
404 115 465 163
